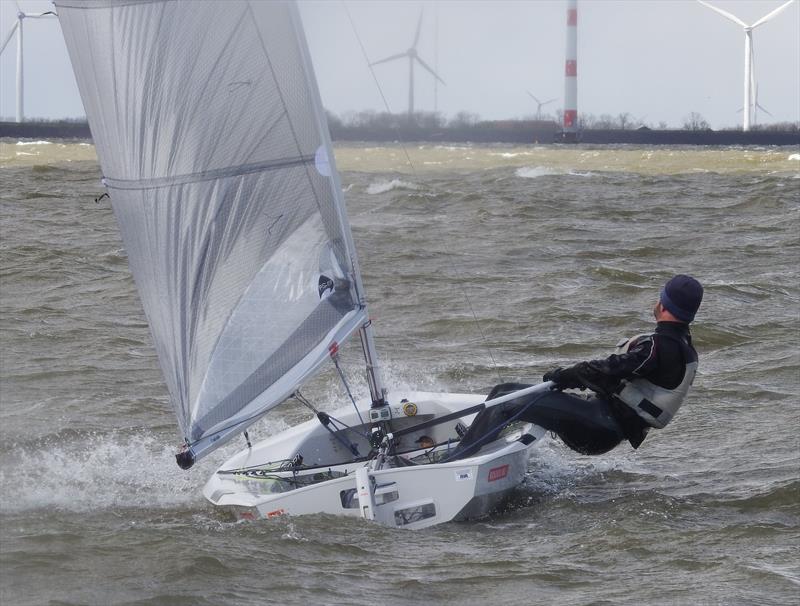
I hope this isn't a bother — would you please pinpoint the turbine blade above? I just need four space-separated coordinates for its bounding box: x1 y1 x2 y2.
24 12 58 19
543 98 557 105
753 82 772 116
414 55 445 85
756 103 772 117
696 0 748 28
0 21 19 56
370 51 408 67
412 9 423 48
527 91 540 103
752 0 795 29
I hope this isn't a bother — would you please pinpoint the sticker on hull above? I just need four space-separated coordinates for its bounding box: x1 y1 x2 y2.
455 469 472 482
487 464 509 482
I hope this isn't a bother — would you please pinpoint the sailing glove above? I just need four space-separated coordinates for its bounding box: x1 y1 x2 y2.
543 366 585 390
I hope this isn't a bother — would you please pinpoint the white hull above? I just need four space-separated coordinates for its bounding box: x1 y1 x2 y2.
204 391 547 529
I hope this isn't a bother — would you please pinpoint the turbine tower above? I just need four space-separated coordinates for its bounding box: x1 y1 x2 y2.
527 91 557 120
0 4 57 122
697 0 795 131
370 10 445 119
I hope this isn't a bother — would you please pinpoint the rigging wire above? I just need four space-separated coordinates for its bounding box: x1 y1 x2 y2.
341 2 504 384
331 353 365 427
341 1 417 174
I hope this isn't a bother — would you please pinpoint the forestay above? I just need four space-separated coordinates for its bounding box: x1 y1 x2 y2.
55 0 369 463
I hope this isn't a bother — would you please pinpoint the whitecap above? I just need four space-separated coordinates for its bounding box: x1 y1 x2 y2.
515 166 559 179
515 166 594 179
15 140 52 146
788 153 800 161
366 178 418 195
488 152 534 158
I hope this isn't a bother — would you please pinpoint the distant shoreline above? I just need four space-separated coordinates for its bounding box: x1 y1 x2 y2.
2 120 798 146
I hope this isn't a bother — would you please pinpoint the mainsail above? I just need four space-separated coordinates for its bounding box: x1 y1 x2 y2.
55 0 374 464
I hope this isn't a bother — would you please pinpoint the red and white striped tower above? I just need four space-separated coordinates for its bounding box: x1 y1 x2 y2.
563 0 578 141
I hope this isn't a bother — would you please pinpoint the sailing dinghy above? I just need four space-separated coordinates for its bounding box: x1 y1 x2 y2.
55 0 553 529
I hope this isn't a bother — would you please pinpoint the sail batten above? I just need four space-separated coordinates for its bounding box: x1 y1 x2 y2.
102 155 315 190
56 0 372 463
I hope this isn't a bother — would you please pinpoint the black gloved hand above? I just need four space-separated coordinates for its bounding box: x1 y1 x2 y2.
543 365 587 390
543 367 563 384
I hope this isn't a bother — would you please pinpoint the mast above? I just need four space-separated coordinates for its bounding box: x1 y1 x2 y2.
289 3 387 408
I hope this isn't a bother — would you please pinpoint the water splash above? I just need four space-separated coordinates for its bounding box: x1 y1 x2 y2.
0 430 248 513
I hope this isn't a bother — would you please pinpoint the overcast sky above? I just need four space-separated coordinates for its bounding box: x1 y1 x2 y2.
1 0 798 129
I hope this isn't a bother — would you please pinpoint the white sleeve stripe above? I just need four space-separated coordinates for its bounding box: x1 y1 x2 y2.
632 337 656 375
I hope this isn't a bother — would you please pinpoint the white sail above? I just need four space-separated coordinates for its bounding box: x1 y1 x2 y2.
55 0 370 463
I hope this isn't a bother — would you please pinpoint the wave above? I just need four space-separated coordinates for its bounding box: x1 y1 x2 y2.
692 480 800 514
15 140 53 146
366 178 418 195
488 152 535 158
515 166 595 179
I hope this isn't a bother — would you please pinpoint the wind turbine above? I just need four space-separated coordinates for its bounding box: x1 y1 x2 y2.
370 10 445 119
0 2 57 122
527 91 557 120
697 0 795 131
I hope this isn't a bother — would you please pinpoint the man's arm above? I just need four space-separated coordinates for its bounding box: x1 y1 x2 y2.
545 336 657 394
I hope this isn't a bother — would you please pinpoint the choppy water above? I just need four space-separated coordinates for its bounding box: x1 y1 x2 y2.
1 141 799 606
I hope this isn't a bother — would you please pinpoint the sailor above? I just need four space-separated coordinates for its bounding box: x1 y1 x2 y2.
448 275 704 460
537 274 704 452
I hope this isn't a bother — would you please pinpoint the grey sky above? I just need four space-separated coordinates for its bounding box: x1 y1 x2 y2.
1 0 798 129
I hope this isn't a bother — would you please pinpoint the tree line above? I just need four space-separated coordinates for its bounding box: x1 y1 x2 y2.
326 109 799 132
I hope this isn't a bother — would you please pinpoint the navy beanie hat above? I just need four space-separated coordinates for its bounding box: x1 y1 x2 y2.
660 274 703 323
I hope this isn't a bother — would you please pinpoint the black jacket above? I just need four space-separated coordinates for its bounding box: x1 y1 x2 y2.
550 321 697 447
